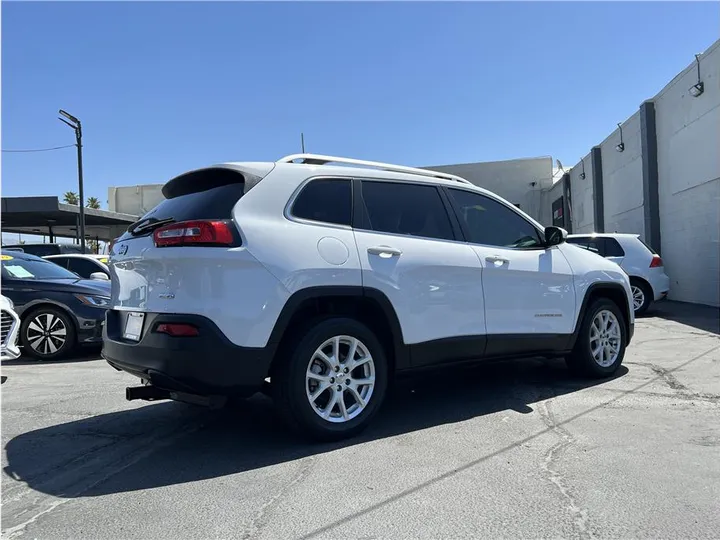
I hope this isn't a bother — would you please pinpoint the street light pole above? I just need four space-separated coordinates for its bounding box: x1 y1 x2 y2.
58 109 86 252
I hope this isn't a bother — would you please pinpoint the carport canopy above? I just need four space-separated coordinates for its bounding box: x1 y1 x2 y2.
1 196 139 242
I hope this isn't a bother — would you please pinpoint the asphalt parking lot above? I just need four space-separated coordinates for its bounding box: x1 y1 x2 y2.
2 301 719 540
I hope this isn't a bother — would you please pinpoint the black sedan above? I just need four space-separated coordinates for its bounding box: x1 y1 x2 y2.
1 250 111 360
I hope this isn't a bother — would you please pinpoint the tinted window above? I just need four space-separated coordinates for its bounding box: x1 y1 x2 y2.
67 258 104 278
567 237 602 255
587 237 605 256
13 245 61 257
360 182 454 241
131 183 245 236
448 189 543 248
49 257 70 269
291 179 352 226
605 238 625 257
1 256 79 280
566 237 589 247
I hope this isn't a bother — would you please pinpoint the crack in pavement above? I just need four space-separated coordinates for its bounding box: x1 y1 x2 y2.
537 398 595 540
241 456 316 540
298 344 720 540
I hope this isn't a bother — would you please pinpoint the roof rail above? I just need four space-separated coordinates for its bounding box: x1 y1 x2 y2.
277 153 473 185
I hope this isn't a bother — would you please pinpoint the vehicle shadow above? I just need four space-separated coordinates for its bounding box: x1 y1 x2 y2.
3 357 628 498
1 347 102 366
644 300 720 335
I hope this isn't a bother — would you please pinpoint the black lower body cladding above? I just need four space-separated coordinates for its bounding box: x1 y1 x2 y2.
102 310 272 397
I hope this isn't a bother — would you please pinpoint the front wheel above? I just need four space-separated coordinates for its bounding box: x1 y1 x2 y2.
20 307 77 360
566 298 626 378
272 317 388 441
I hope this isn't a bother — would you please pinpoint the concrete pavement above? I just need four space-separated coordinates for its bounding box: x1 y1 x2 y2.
2 301 719 539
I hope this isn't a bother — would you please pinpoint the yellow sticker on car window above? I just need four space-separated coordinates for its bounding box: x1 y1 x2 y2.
1 255 14 260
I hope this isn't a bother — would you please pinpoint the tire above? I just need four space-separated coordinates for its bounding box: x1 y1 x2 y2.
630 278 652 316
20 307 77 360
566 298 627 378
272 317 388 442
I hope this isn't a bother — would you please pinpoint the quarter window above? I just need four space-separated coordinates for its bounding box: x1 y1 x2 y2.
605 238 625 257
448 189 543 248
291 178 352 226
360 181 455 241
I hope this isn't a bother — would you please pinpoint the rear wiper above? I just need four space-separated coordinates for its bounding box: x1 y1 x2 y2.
128 217 175 236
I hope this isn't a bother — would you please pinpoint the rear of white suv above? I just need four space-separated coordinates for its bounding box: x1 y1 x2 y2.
104 155 634 440
102 163 290 400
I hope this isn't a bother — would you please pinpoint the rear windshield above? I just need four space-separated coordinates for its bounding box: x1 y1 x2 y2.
139 183 245 223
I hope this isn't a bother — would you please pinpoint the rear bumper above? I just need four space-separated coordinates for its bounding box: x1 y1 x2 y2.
649 272 671 301
102 310 272 396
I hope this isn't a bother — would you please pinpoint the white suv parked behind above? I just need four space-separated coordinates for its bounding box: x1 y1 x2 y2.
566 233 670 315
103 154 634 440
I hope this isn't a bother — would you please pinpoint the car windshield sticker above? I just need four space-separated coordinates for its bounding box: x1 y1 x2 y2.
4 265 34 278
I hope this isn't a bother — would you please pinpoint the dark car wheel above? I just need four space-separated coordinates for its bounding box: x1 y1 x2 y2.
20 307 77 360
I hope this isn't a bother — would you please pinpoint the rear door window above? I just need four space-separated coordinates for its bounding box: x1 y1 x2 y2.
49 257 70 270
67 258 103 279
359 181 455 241
290 178 352 226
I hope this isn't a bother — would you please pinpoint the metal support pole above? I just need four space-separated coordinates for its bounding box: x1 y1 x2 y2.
76 125 86 252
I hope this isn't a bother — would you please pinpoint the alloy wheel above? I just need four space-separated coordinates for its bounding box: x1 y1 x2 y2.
631 285 645 312
589 309 622 367
26 313 68 356
305 335 376 423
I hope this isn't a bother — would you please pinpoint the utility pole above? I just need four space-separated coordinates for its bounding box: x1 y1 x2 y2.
58 109 86 252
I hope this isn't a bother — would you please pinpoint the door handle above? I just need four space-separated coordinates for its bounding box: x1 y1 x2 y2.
485 255 510 264
368 246 402 257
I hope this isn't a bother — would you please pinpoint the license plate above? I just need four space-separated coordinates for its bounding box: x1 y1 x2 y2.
123 312 145 341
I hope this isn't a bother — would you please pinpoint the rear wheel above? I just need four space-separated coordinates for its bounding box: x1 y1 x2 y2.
630 279 652 315
272 317 388 441
566 298 626 378
20 307 77 360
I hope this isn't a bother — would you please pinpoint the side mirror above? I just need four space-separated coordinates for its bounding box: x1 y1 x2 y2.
90 272 110 281
544 226 568 247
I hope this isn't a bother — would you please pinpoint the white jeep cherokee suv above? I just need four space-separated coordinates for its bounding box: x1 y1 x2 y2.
103 154 634 440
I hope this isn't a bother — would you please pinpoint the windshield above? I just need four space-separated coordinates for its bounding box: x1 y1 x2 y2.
1 256 79 280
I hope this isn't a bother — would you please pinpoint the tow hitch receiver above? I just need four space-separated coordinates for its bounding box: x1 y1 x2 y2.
126 385 171 401
125 385 227 409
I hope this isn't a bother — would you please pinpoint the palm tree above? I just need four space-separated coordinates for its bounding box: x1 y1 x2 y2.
86 197 101 209
62 191 79 205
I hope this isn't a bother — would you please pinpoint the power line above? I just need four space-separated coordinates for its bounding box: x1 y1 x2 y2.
2 144 75 153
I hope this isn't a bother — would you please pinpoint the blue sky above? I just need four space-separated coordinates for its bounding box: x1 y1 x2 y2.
2 1 719 212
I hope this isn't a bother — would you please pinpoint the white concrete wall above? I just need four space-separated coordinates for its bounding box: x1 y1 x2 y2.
542 178 565 227
599 113 645 237
108 184 164 217
569 153 594 234
655 39 720 307
427 157 553 224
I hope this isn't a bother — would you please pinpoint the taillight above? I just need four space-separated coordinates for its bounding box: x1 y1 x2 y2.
153 220 235 247
650 255 663 268
155 323 199 337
